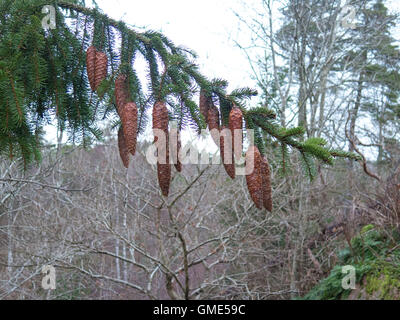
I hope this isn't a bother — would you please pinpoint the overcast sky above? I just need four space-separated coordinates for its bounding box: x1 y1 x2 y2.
95 0 258 91
94 0 400 90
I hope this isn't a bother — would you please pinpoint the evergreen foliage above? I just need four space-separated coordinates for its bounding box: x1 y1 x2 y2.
0 0 359 176
303 225 400 300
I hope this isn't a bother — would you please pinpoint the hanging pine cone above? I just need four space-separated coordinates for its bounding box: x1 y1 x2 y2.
158 158 171 197
152 101 169 163
208 104 220 147
245 146 263 209
94 51 108 91
261 155 272 212
157 133 171 197
229 106 243 159
118 127 130 169
152 101 169 142
199 89 209 124
86 46 97 91
170 127 182 172
115 74 129 116
220 126 235 180
153 101 171 196
121 102 138 156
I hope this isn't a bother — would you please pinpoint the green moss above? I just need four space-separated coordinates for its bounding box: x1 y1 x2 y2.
365 262 400 300
361 224 375 234
301 225 400 300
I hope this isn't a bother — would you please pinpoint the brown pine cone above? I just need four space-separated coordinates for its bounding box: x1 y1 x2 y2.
158 162 171 197
199 89 209 124
86 46 97 91
153 101 171 196
121 102 138 156
152 101 169 143
170 127 182 172
94 51 108 91
158 134 171 197
220 126 235 180
208 104 220 147
118 127 130 169
261 155 272 212
229 106 243 159
115 74 129 116
245 146 263 209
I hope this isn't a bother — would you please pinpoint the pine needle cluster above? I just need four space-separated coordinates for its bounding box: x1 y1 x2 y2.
0 0 360 177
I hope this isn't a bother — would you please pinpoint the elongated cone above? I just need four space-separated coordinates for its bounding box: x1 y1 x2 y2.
86 46 97 91
208 104 220 147
153 101 171 196
94 51 108 91
118 127 130 169
220 126 235 180
156 131 171 197
199 90 209 124
121 102 138 156
152 101 169 157
229 106 243 159
158 164 171 197
261 155 272 212
152 101 169 142
158 141 171 197
245 146 263 209
115 74 129 116
170 127 182 172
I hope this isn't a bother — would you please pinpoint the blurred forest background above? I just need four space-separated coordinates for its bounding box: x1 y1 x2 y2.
1 0 400 300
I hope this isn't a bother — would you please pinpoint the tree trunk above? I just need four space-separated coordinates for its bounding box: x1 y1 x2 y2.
349 38 368 150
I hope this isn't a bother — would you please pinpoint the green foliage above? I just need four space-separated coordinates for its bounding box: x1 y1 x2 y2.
249 111 361 180
302 225 400 300
0 0 359 174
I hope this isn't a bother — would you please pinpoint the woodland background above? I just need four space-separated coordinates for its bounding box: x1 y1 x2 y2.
0 0 400 300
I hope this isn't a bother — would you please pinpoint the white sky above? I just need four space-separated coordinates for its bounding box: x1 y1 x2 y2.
94 0 400 90
95 0 258 91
